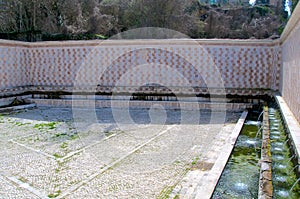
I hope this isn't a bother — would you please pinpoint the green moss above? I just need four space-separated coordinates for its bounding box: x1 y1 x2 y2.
60 142 68 149
158 186 173 199
70 134 79 140
256 5 270 16
18 176 28 183
53 153 63 159
278 25 285 35
174 160 181 164
53 132 67 138
48 190 61 198
34 122 57 131
104 131 115 137
173 195 180 199
33 136 40 142
15 121 31 126
191 156 200 165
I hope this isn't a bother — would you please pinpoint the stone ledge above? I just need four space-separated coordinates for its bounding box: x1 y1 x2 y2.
0 38 279 48
0 86 275 99
28 98 252 111
258 106 273 199
193 110 248 198
275 95 300 169
0 103 36 113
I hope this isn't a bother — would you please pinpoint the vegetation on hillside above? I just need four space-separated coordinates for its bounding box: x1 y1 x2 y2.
0 0 296 41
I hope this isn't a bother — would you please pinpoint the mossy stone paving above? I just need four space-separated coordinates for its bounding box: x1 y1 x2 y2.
0 107 241 198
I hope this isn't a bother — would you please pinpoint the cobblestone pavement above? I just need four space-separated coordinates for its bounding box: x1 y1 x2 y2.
0 107 241 198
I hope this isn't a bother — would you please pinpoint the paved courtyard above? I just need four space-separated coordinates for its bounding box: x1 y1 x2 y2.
0 107 241 198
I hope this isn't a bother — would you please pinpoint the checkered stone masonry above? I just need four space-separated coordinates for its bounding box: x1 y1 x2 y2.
0 39 281 97
281 19 300 123
0 43 30 96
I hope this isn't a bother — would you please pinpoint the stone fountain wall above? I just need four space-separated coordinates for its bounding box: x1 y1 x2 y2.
0 39 281 98
0 41 29 96
280 3 300 123
1 4 300 122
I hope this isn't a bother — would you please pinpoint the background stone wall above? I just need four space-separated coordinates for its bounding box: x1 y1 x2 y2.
0 39 281 97
0 41 29 96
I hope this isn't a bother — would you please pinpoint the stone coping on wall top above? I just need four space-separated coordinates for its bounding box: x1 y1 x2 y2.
0 38 280 48
275 95 300 163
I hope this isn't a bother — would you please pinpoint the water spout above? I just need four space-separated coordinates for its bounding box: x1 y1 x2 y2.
255 125 263 139
289 178 300 193
284 138 290 145
288 154 296 163
289 165 299 175
257 110 263 122
288 144 296 152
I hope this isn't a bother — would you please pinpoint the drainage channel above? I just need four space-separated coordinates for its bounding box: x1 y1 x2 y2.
269 105 300 198
212 103 300 199
212 109 262 198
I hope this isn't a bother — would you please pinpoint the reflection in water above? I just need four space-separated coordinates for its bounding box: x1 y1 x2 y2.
275 176 288 182
272 131 281 135
234 182 248 193
274 164 287 170
274 147 284 152
277 190 289 197
273 155 285 161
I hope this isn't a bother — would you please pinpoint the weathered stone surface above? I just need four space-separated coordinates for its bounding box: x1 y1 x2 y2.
258 194 272 199
263 157 272 163
190 161 214 171
0 107 241 198
261 162 271 171
259 107 273 199
262 171 272 181
261 180 273 197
